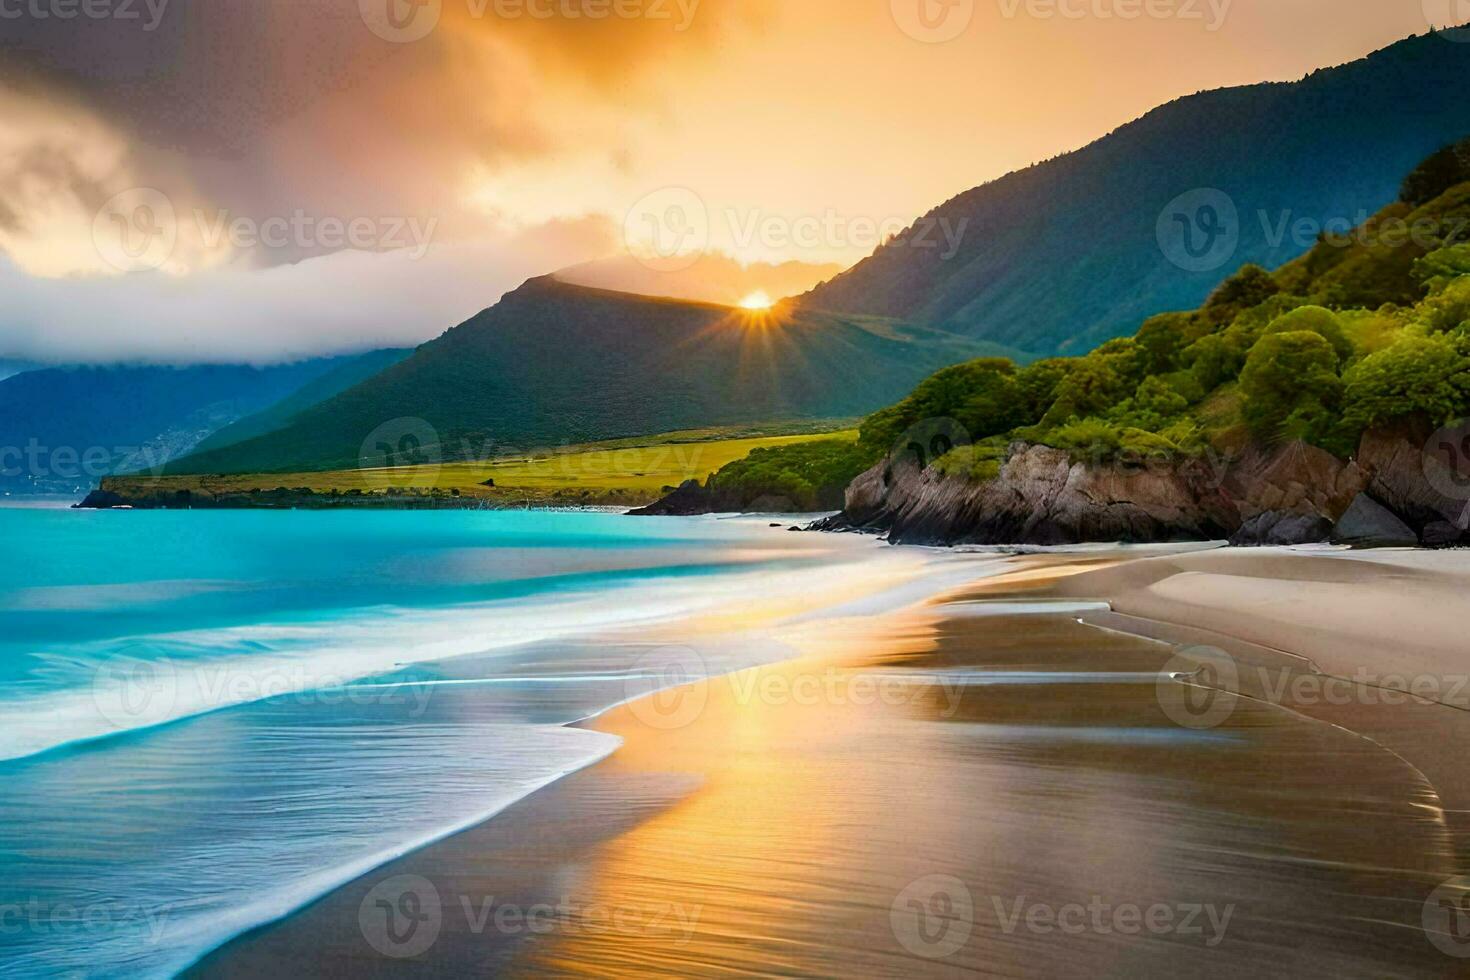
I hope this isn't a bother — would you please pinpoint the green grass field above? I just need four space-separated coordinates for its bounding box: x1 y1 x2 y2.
107 426 859 506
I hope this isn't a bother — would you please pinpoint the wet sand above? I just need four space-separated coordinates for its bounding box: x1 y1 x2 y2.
191 546 1470 978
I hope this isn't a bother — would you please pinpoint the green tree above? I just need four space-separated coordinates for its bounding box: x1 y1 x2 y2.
1204 264 1280 318
1418 276 1470 334
1342 332 1470 432
1239 331 1343 444
1109 375 1189 431
1013 358 1073 419
1399 138 1470 207
1260 306 1354 365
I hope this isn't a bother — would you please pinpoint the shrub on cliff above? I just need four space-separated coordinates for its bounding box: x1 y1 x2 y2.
1342 332 1470 432
1239 331 1343 446
1260 306 1354 366
1417 276 1470 334
705 439 875 511
1400 138 1470 207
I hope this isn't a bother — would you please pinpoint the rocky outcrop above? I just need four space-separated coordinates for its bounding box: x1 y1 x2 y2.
815 443 1235 546
810 429 1466 548
1220 440 1363 526
627 481 730 516
74 478 653 511
1230 510 1335 547
1331 493 1419 548
76 485 493 510
1357 417 1469 532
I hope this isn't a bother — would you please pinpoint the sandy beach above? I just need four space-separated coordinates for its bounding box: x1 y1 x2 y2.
189 542 1470 978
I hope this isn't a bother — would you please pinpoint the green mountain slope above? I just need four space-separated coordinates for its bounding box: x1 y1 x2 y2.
165 278 1005 475
686 149 1470 519
187 347 414 455
804 31 1470 356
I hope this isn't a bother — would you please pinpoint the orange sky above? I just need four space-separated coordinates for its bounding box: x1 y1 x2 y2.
0 0 1457 361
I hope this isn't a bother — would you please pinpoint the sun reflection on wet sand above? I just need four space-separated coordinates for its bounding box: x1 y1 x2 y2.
511 600 1457 978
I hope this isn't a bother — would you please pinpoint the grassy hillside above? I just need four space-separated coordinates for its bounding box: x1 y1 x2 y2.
697 149 1470 505
804 31 1470 356
163 278 1005 475
106 426 856 507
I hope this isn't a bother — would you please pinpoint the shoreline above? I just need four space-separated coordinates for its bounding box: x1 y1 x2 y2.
190 543 1470 976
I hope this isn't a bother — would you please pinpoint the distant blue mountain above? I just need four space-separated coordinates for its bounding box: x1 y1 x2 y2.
0 359 41 382
0 350 411 495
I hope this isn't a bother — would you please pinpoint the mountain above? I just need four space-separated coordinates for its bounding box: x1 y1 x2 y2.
0 353 400 494
0 359 41 382
554 252 846 306
186 348 414 455
164 277 1005 475
786 157 1470 547
803 31 1470 356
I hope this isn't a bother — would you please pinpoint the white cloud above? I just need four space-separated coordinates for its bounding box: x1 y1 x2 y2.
0 217 618 366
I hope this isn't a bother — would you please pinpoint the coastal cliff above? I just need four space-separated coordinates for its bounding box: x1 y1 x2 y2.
809 424 1466 548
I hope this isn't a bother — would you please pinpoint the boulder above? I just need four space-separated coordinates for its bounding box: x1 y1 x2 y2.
821 443 1234 546
74 489 129 509
1220 440 1363 525
1358 417 1467 530
1331 493 1419 548
1230 510 1334 546
1421 520 1469 549
626 480 714 516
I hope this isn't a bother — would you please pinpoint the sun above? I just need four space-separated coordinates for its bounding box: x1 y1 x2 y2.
738 290 774 311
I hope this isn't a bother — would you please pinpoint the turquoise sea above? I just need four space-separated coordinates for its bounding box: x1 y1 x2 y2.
0 507 962 977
